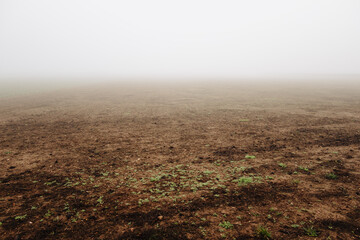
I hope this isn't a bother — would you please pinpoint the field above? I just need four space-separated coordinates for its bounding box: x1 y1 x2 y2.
0 81 360 239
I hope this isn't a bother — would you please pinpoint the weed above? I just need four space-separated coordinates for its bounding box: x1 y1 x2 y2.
138 198 150 205
257 226 272 239
234 176 253 186
245 155 256 159
278 163 287 168
150 175 162 182
298 166 309 172
199 226 207 236
219 221 233 229
97 196 104 204
44 210 52 218
291 224 300 228
304 226 318 237
15 215 27 220
44 180 57 186
325 173 338 180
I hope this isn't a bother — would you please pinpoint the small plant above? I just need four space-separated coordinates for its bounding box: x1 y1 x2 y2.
219 221 233 229
44 180 57 186
245 155 256 159
15 215 27 220
291 224 300 228
44 210 52 218
257 225 272 239
304 226 318 237
325 173 338 180
298 166 309 172
235 176 253 186
278 163 287 168
97 196 104 204
138 198 150 205
150 175 162 182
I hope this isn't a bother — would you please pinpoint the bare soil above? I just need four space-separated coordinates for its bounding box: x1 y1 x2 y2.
1 81 360 239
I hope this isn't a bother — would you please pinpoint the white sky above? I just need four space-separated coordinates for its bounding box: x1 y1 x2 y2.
0 0 360 80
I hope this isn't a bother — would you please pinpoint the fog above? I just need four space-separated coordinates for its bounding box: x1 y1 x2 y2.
1 0 360 82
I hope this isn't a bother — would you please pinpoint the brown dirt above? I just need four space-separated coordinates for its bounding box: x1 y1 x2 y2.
0 81 360 239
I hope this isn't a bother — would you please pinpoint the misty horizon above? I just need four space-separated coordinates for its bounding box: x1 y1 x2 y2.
1 0 360 80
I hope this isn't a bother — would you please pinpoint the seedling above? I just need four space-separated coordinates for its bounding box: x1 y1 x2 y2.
245 155 256 159
298 166 309 172
219 221 233 229
325 173 338 180
44 210 52 218
257 225 272 239
138 198 150 205
97 196 104 204
304 226 318 236
278 163 287 168
15 215 27 220
150 175 162 182
235 176 253 186
44 180 57 186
